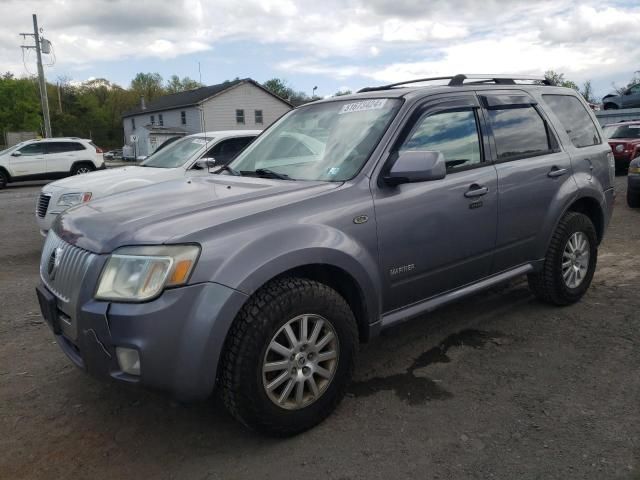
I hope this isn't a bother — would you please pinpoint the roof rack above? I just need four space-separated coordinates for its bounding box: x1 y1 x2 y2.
357 74 550 93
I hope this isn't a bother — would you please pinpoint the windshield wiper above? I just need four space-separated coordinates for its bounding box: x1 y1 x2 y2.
241 168 294 180
215 164 241 176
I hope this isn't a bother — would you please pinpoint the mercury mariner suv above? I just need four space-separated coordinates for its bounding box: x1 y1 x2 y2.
36 74 615 436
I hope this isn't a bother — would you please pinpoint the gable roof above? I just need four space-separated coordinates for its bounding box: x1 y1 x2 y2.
122 78 293 118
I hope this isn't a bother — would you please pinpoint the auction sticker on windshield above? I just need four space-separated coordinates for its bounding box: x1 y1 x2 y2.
339 99 388 114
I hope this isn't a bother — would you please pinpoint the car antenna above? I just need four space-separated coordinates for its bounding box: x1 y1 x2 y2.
199 61 209 146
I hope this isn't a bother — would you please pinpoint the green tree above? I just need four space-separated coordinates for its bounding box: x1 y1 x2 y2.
334 89 352 96
166 75 203 93
130 72 165 101
580 80 596 103
0 75 41 132
543 70 579 90
262 78 292 100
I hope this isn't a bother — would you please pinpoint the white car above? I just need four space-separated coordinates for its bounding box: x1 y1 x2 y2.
35 130 260 234
0 137 105 189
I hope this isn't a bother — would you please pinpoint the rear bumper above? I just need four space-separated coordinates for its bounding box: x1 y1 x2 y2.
37 281 248 401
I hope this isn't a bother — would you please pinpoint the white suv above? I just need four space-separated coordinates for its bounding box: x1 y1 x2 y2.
35 130 260 234
0 137 105 189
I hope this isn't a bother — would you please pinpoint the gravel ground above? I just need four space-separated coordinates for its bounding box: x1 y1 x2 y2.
0 177 638 480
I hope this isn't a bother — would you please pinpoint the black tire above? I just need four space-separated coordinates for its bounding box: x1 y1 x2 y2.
603 103 618 110
0 170 7 189
528 212 598 306
628 190 640 208
219 277 358 436
71 163 95 175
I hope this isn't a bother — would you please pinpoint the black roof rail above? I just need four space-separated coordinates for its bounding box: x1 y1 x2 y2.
357 74 550 92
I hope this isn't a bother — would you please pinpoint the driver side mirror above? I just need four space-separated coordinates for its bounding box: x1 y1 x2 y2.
384 150 447 186
195 157 216 170
11 151 21 157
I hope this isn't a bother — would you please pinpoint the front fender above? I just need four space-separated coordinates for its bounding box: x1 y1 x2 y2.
193 223 383 327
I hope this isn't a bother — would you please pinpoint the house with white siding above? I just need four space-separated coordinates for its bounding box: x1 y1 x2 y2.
121 78 292 157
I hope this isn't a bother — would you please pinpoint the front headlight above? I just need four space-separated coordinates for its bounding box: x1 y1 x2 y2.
95 244 200 302
57 192 92 207
615 144 624 153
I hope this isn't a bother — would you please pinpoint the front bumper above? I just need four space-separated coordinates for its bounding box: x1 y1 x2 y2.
37 281 248 401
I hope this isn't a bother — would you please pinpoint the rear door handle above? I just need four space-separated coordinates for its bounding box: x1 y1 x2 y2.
548 166 568 178
464 184 489 198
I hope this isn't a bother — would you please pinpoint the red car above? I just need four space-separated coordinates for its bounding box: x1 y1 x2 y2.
603 121 640 172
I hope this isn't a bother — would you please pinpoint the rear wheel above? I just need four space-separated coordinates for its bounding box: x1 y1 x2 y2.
71 163 95 175
219 277 358 436
603 103 619 110
528 212 598 305
0 170 7 189
628 189 640 208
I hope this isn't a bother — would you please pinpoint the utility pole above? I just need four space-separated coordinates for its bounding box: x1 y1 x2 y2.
20 14 52 137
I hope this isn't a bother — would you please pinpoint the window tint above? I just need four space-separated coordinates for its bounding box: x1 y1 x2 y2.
180 111 186 125
158 114 164 126
150 115 155 125
236 109 245 125
46 142 85 153
208 137 255 165
131 118 135 129
400 109 482 171
487 106 551 160
17 143 44 155
543 95 601 148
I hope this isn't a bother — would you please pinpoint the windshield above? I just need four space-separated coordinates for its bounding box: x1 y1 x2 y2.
228 98 401 181
141 136 213 168
603 124 640 139
0 142 27 156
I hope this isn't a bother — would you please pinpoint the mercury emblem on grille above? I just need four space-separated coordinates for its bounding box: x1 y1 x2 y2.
48 247 63 280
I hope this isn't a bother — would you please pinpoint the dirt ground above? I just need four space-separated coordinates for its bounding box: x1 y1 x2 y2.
0 176 638 480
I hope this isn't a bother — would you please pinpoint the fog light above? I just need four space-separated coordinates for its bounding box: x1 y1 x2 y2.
116 347 141 376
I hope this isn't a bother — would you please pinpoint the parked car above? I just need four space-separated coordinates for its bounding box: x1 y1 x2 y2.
35 130 259 235
104 149 123 160
602 84 640 110
0 137 104 189
628 157 640 207
602 121 640 172
36 74 615 436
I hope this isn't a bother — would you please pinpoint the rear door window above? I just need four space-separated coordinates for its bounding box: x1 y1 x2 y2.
487 106 552 161
542 95 601 148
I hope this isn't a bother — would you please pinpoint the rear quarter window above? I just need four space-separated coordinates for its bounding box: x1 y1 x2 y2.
542 95 601 148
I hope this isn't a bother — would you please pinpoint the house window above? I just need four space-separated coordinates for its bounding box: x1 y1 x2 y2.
150 115 155 125
131 118 135 130
255 110 263 124
181 111 186 125
236 109 245 125
158 114 164 126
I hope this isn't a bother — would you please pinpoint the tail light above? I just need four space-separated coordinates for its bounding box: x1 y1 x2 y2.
95 147 103 154
607 151 615 186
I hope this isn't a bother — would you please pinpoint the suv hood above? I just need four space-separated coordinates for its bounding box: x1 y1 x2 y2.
44 166 180 194
55 176 340 253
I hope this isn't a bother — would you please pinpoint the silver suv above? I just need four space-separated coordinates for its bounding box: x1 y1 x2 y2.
36 74 615 436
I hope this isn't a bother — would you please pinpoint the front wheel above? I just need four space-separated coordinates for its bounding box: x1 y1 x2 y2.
71 163 95 175
528 212 598 306
219 277 358 436
0 170 7 189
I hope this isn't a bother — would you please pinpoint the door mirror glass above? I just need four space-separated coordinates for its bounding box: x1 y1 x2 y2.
384 150 446 186
11 151 21 157
195 157 216 170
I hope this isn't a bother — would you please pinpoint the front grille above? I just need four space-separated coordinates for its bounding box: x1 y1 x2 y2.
40 231 96 304
36 194 51 218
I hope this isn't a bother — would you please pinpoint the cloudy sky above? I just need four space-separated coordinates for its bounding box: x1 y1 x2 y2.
1 0 639 98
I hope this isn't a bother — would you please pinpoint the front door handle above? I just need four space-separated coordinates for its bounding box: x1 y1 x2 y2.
464 184 489 198
548 166 568 178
